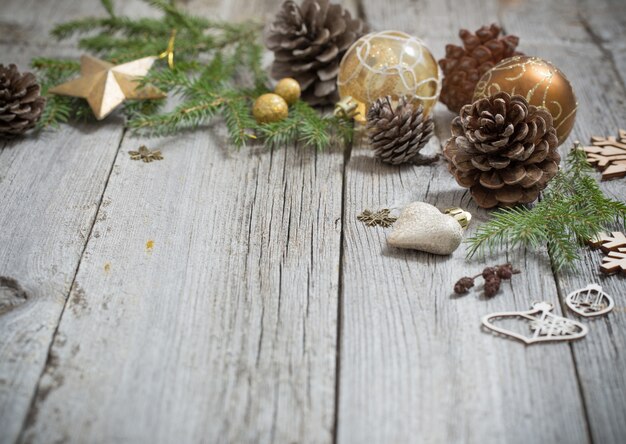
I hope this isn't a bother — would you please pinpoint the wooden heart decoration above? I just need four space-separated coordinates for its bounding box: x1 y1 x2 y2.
482 302 588 344
387 202 464 255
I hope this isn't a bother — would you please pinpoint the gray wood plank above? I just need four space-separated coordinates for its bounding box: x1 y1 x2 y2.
336 1 591 443
20 134 344 444
0 2 162 442
499 0 626 436
543 43 626 444
0 43 125 443
18 0 347 442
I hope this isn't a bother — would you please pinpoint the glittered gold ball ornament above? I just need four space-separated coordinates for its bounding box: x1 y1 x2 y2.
274 78 301 105
337 31 441 124
473 56 577 145
252 93 288 124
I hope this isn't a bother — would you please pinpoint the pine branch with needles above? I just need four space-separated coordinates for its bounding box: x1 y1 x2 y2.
466 144 626 270
30 0 353 149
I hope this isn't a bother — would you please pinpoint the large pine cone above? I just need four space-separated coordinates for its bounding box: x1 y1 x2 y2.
367 96 435 165
439 24 522 114
444 92 560 208
265 0 366 105
0 64 45 137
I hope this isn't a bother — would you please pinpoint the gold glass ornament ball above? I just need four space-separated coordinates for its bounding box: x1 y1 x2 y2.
337 30 441 123
473 56 578 145
253 93 289 124
274 78 301 105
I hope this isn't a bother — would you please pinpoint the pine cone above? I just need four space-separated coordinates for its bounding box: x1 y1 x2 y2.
366 96 435 165
0 64 45 137
439 24 522 114
265 0 366 105
443 92 560 208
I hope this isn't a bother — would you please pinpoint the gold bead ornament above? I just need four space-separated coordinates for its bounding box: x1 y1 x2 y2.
473 56 577 145
274 78 301 105
252 93 289 124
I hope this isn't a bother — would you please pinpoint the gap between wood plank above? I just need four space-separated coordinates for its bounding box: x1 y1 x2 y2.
16 128 128 440
333 2 365 440
333 123 354 444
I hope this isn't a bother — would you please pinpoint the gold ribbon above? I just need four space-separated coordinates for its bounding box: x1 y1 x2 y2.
158 29 177 69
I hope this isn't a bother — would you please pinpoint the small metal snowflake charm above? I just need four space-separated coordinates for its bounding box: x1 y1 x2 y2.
482 302 588 344
357 209 397 228
129 145 163 163
566 284 614 317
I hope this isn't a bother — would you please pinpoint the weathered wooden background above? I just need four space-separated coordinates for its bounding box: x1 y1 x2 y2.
1 0 625 443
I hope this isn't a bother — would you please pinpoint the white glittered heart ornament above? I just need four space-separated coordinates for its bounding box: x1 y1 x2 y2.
387 202 468 255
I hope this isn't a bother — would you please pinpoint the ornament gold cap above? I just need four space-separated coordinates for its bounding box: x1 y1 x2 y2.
334 96 365 122
444 207 472 229
334 96 358 118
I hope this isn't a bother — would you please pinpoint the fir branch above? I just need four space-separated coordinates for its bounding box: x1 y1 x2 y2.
258 102 353 150
32 0 353 150
466 143 626 269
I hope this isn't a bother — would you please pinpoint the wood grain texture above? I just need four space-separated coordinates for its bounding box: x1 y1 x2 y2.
17 0 345 442
2 0 626 443
0 43 126 443
20 133 344 444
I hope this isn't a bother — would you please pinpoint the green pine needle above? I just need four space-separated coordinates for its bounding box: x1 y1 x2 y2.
466 144 626 270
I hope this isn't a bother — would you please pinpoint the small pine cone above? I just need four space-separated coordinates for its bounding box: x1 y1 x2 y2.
265 0 367 105
366 96 435 165
443 92 560 208
0 64 45 137
454 277 475 294
438 24 523 113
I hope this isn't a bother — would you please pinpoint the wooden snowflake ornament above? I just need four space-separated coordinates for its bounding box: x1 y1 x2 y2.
601 248 626 275
588 231 626 274
583 129 626 180
357 209 397 228
590 231 626 252
129 145 163 163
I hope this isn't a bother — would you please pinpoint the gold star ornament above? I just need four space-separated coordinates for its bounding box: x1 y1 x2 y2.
49 55 166 120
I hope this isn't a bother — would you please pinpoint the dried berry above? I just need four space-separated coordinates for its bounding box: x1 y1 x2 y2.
497 265 512 279
482 267 496 279
484 275 502 297
454 277 475 294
